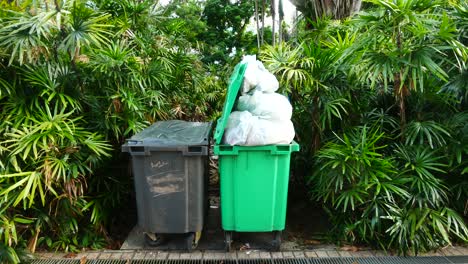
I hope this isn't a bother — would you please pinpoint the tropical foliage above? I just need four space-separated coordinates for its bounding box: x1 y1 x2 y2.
0 0 467 260
261 0 468 255
0 0 238 261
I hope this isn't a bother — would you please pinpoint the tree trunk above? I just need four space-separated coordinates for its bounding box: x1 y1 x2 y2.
394 29 409 133
394 72 409 133
261 0 266 45
290 0 362 21
351 0 362 14
278 0 284 44
255 0 261 49
271 0 276 46
312 95 321 153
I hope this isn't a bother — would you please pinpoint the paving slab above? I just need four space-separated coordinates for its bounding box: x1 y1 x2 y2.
168 253 181 259
338 251 352 257
420 251 443 257
109 252 123 259
247 251 261 259
259 252 271 259
373 250 387 257
281 251 294 258
74 252 88 259
456 246 468 255
133 252 147 259
99 252 113 259
325 251 339 258
314 251 328 258
189 252 203 259
271 252 283 259
121 251 135 260
157 252 169 259
144 251 159 259
292 251 305 258
38 253 55 259
203 252 225 259
87 252 101 259
236 252 251 259
357 250 375 257
446 247 464 255
304 251 318 258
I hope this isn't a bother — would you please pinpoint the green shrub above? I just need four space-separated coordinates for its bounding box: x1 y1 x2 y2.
262 0 468 254
0 0 229 260
310 126 468 254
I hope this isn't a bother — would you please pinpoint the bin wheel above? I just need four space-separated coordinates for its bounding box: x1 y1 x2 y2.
271 231 282 252
185 232 198 252
144 233 166 247
224 231 233 252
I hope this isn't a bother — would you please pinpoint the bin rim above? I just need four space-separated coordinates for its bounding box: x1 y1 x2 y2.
213 141 300 155
122 120 212 150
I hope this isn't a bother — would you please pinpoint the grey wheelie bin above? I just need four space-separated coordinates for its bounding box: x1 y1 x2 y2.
122 120 212 251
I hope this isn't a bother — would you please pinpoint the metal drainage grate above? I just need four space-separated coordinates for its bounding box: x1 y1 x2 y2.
446 256 468 264
131 261 170 264
376 256 452 264
340 257 385 264
238 259 272 264
27 256 468 264
307 257 344 264
306 256 455 264
203 260 237 264
273 258 309 264
86 260 129 264
32 260 79 264
168 260 201 264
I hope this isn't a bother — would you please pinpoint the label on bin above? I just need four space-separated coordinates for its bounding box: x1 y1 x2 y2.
147 172 184 197
146 157 185 197
151 160 169 169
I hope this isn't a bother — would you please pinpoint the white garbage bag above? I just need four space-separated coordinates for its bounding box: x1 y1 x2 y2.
223 111 255 145
241 55 266 94
245 118 295 146
256 70 279 93
237 91 292 121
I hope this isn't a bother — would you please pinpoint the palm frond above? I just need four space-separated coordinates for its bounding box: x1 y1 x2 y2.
404 120 451 148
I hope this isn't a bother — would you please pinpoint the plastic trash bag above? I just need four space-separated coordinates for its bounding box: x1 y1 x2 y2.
241 55 266 94
223 111 255 145
223 111 295 146
256 70 279 93
237 91 292 121
245 118 295 146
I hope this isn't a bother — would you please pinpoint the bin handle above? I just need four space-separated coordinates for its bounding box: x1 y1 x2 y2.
183 146 208 156
214 145 239 155
122 146 150 156
130 146 144 153
271 145 291 155
271 144 300 155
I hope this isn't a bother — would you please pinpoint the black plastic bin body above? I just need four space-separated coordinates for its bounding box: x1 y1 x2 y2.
122 120 211 234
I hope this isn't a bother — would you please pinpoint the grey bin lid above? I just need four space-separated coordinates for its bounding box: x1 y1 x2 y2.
124 120 212 147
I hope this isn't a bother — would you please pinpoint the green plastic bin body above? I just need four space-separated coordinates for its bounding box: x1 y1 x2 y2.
214 63 299 232
215 143 299 231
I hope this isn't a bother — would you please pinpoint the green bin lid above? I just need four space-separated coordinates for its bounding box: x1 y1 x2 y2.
214 62 247 144
125 120 212 146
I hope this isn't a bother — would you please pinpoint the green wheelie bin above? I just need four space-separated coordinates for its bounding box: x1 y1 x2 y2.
213 63 299 251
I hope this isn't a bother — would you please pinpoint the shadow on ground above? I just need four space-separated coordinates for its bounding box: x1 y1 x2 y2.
121 186 330 251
